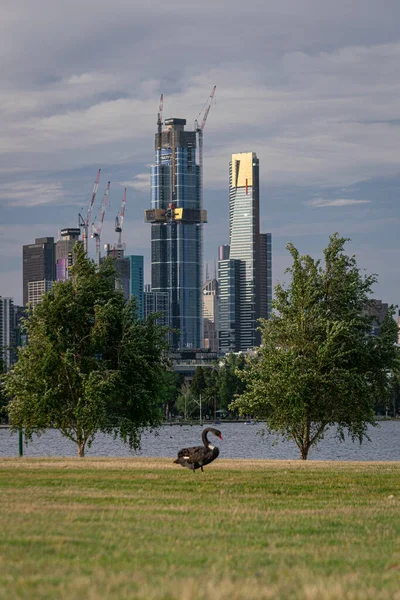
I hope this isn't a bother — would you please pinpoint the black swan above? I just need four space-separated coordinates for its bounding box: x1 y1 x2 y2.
174 427 222 472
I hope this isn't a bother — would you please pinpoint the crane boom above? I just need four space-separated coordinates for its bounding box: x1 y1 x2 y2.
200 85 216 131
91 181 110 265
115 187 127 246
80 168 101 253
194 86 216 213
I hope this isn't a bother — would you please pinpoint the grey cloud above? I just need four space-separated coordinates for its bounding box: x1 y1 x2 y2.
305 198 371 208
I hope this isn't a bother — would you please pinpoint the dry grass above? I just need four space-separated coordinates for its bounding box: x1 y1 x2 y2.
0 458 399 599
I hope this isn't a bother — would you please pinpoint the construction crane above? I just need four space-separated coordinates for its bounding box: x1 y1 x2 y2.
91 181 110 265
115 187 127 251
157 93 163 150
194 86 216 208
78 168 101 254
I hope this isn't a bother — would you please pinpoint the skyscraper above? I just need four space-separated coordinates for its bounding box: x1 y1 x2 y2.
259 233 273 320
55 228 81 281
0 297 14 371
218 257 241 353
229 152 261 348
146 117 206 349
218 152 271 352
127 255 144 320
22 237 55 306
144 289 171 329
203 279 219 352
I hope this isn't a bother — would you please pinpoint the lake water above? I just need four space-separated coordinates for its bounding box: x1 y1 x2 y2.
0 421 399 461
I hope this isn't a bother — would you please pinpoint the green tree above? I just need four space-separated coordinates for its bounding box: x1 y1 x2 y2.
230 234 399 459
190 367 207 401
218 353 247 411
175 381 197 420
4 245 169 456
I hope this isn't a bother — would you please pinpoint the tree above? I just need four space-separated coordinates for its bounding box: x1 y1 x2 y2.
175 381 197 420
218 353 247 411
230 234 399 459
4 245 170 456
190 367 207 401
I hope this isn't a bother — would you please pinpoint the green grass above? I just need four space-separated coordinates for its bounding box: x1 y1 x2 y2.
0 458 399 599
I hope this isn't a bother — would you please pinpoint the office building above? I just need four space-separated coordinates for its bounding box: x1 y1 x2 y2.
28 280 53 308
127 255 144 320
55 228 81 281
259 233 273 320
22 237 55 305
218 152 272 352
218 259 242 353
145 117 206 349
13 305 27 351
103 244 130 300
203 279 219 352
364 299 389 336
0 297 14 371
218 245 230 261
144 290 171 329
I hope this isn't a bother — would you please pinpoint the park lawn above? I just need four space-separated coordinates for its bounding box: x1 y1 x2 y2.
0 458 398 600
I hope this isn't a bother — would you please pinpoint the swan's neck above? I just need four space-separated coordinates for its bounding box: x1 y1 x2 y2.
207 443 215 450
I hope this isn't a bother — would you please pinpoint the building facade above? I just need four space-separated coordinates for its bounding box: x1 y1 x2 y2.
55 228 81 281
259 233 273 320
28 280 53 308
218 258 242 353
144 290 171 329
146 117 206 349
23 237 55 306
127 255 144 320
218 153 271 352
0 297 14 371
103 244 130 300
203 279 219 352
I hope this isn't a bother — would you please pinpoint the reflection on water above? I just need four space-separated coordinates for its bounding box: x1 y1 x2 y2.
0 421 399 461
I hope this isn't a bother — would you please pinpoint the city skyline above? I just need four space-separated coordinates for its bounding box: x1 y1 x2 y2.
1 1 400 307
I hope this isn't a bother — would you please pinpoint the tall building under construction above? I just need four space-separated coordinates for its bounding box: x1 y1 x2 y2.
146 116 207 348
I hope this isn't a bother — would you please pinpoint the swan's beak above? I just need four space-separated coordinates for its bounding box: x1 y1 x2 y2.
218 434 223 440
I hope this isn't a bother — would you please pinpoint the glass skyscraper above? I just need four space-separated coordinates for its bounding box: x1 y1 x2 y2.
229 152 261 349
218 152 272 352
127 255 144 320
146 118 206 348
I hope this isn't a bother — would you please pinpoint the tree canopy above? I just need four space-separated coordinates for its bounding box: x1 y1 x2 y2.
230 234 399 459
4 245 170 456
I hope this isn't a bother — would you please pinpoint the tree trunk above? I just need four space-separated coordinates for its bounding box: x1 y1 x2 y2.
78 440 85 457
299 443 310 460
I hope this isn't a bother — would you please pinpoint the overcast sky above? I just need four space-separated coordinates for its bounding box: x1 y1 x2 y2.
1 0 400 306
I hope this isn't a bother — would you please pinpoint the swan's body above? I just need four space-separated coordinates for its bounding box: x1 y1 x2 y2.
174 427 222 472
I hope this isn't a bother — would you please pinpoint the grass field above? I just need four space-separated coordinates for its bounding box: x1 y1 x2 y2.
0 458 399 599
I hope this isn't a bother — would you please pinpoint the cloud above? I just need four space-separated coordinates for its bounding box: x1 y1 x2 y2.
1 0 400 306
120 174 150 192
305 198 372 208
1 40 400 189
0 181 65 207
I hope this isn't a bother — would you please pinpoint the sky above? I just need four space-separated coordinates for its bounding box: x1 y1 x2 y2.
1 0 400 306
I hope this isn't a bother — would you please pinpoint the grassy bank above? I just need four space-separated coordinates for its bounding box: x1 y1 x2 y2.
0 458 399 599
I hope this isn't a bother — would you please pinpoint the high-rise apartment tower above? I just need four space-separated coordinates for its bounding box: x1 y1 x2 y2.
22 237 55 306
146 117 207 348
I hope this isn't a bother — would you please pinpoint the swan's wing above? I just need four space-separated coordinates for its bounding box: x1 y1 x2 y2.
177 445 204 461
